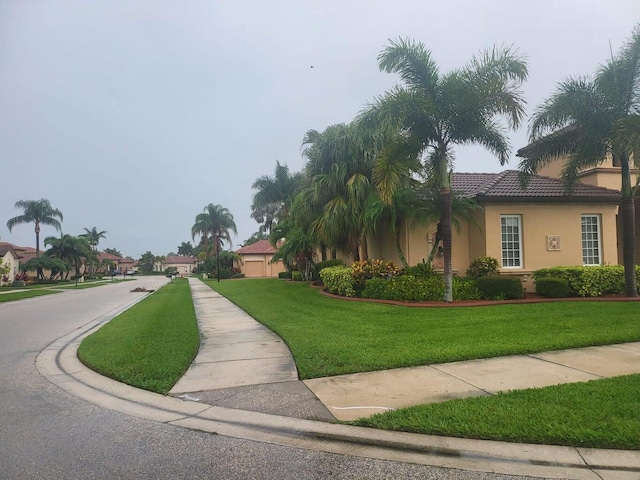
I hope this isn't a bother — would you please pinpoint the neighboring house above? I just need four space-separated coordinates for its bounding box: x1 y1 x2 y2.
97 251 125 273
117 257 137 273
154 255 198 275
0 242 20 284
235 240 286 278
368 170 621 291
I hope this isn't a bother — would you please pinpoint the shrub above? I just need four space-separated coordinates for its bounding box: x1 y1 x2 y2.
454 277 482 300
278 271 292 279
361 277 389 299
535 277 569 298
466 256 500 279
231 273 245 279
313 259 346 280
477 276 523 300
351 259 400 292
533 265 639 297
320 266 355 297
404 260 437 279
291 271 302 281
361 275 481 302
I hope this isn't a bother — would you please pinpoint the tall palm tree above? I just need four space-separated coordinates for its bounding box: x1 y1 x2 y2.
177 241 194 256
191 204 237 260
80 227 107 251
6 199 63 257
251 162 304 233
361 38 528 301
517 25 640 297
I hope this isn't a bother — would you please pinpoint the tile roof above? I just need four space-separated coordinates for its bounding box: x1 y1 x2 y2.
0 242 18 257
236 239 277 255
452 170 621 203
164 255 197 264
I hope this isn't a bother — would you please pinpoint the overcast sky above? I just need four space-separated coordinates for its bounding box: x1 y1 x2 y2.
1 1 637 258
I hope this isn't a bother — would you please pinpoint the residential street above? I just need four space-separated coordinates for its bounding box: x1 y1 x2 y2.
1 280 547 479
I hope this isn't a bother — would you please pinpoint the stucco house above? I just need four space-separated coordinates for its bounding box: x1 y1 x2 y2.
235 240 286 278
368 170 621 291
154 255 198 275
0 242 20 284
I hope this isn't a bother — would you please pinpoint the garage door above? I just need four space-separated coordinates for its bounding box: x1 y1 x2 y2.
245 261 265 277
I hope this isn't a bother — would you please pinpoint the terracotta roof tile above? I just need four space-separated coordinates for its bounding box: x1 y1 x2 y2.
236 240 277 255
164 255 197 264
453 170 620 202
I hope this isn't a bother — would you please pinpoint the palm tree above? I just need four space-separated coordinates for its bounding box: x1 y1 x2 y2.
251 161 304 233
517 25 640 297
191 204 238 257
191 204 237 280
361 38 528 301
80 227 107 251
177 241 194 256
6 199 63 257
45 234 93 279
301 123 379 261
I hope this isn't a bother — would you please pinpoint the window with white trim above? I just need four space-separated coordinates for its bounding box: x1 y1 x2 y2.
500 215 522 268
581 215 601 265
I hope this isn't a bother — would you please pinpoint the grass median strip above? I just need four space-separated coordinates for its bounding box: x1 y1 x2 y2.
0 289 60 302
78 278 199 394
206 279 640 379
350 374 640 449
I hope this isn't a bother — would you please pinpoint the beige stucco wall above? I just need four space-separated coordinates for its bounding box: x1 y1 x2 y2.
1 251 19 284
239 254 286 277
483 202 618 291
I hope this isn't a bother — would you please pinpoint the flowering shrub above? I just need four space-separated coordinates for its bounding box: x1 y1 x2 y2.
351 259 400 291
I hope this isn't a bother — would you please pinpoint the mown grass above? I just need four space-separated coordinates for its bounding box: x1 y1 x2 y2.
0 289 60 302
206 279 640 379
78 278 199 394
350 375 640 449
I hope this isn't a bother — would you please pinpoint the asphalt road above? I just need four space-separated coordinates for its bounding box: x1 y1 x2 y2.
0 279 546 479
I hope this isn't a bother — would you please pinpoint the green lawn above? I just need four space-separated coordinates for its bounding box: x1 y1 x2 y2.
77 278 199 394
206 278 640 379
0 289 60 302
351 374 640 449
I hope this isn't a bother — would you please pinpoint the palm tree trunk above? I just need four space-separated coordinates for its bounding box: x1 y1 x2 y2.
620 158 638 296
394 217 408 269
440 188 453 302
361 235 369 261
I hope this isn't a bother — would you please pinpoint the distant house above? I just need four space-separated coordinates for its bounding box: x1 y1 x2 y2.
368 170 621 291
154 255 198 275
0 242 20 284
97 251 124 273
235 240 286 278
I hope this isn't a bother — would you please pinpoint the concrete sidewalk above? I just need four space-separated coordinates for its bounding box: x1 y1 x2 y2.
169 278 334 421
306 342 640 420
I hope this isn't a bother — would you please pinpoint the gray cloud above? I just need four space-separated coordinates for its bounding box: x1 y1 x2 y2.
1 0 637 257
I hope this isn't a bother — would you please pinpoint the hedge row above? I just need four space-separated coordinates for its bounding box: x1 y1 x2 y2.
533 265 640 297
